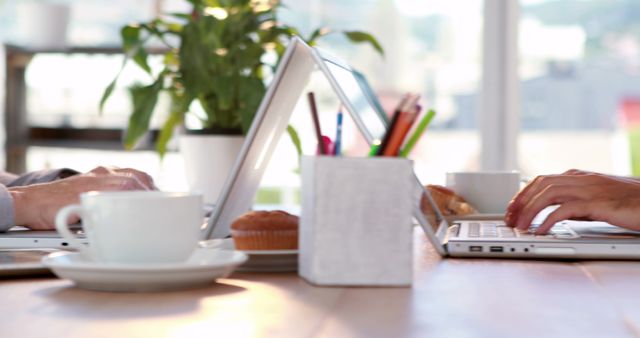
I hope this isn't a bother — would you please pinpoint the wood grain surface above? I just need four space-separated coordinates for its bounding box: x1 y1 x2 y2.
1 229 639 338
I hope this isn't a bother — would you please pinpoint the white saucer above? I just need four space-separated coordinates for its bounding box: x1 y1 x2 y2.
42 249 248 292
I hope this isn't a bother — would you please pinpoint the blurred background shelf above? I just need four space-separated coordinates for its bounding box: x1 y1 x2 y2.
3 45 165 173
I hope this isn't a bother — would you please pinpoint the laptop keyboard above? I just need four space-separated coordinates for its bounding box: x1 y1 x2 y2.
468 222 579 239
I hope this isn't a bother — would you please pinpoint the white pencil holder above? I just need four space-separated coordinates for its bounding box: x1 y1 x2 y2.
299 156 418 286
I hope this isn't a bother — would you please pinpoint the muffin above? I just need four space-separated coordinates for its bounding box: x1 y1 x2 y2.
231 210 299 250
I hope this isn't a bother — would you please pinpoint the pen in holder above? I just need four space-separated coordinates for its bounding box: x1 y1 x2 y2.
299 156 418 286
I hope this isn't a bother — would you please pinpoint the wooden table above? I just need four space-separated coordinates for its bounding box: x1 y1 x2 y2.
2 229 640 338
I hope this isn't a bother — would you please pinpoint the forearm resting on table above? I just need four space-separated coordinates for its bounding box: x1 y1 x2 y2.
9 185 50 230
1 167 156 231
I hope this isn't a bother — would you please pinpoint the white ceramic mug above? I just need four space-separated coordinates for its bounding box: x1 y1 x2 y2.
445 171 521 214
55 191 203 264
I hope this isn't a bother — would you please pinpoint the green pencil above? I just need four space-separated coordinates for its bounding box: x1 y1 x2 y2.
399 109 436 158
368 140 381 157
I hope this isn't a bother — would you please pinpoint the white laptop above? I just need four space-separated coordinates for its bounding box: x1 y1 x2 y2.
0 36 318 249
4 37 640 260
202 37 640 260
307 42 640 260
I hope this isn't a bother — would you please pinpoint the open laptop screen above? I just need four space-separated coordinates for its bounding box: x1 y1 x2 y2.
204 38 317 239
322 60 388 142
206 38 446 255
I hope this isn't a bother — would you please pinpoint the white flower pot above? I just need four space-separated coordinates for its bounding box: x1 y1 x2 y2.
179 133 245 205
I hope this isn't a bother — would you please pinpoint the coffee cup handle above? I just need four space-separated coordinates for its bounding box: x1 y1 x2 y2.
55 204 89 255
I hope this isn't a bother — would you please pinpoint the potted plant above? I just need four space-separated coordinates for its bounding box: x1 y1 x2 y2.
100 0 383 203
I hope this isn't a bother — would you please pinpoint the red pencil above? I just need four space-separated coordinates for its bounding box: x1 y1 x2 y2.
307 92 328 155
376 94 410 156
379 94 420 156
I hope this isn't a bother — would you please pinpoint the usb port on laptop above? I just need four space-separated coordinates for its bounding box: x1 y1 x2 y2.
469 246 482 252
489 246 504 252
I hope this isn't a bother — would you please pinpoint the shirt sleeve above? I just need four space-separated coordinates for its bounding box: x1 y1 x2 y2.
5 168 79 187
0 171 18 185
0 185 15 232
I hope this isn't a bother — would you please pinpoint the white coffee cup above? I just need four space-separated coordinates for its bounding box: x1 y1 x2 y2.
55 191 203 264
445 171 521 214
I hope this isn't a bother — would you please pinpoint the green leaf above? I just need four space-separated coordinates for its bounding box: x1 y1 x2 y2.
99 77 118 114
258 25 296 43
166 22 184 34
179 21 213 97
286 125 302 158
283 26 301 37
121 25 152 74
343 31 385 56
234 42 265 70
101 25 158 114
166 12 192 20
211 76 233 110
307 27 331 45
163 50 179 68
198 95 220 127
156 112 183 158
124 79 163 150
237 76 266 132
133 49 151 74
121 25 141 51
171 86 195 114
156 90 192 157
273 41 286 58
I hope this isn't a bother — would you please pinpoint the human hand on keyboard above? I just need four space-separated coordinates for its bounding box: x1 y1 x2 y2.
504 169 640 234
9 166 156 230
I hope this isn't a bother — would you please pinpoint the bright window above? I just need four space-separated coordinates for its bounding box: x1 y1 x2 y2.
518 0 640 177
3 1 485 203
277 0 483 186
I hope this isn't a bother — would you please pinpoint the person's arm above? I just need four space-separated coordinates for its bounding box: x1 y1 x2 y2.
6 168 79 187
504 169 640 234
0 185 16 232
6 166 156 231
0 172 18 186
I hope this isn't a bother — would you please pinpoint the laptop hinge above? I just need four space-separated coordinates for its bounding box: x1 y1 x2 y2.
448 223 461 238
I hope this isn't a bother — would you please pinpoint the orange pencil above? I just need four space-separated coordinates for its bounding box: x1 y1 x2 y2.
382 95 420 156
376 94 410 156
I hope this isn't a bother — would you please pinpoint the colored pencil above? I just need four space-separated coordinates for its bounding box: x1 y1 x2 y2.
334 107 344 156
368 140 381 157
399 109 436 158
375 94 410 156
307 92 328 155
380 94 421 156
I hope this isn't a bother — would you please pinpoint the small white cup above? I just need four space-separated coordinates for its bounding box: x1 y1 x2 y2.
55 191 203 264
445 171 521 214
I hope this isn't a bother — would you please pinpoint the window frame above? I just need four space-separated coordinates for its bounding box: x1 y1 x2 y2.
480 0 520 171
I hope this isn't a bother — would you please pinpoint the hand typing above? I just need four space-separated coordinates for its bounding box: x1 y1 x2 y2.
9 166 156 230
504 169 640 234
